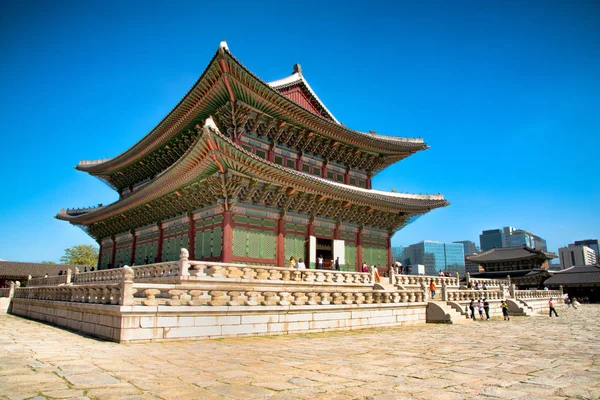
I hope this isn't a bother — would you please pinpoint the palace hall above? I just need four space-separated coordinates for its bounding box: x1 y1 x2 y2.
57 42 448 271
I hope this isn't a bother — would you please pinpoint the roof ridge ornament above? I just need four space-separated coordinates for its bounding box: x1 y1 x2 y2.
293 63 302 76
219 41 229 51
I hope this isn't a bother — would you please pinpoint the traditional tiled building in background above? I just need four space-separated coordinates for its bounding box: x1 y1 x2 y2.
57 42 448 271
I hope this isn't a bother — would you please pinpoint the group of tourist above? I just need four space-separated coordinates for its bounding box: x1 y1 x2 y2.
287 255 341 270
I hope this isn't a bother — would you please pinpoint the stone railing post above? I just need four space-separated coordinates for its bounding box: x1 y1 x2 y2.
559 285 563 294
66 269 73 284
389 265 395 285
509 284 516 299
8 281 15 298
442 281 448 301
420 282 429 302
465 272 470 286
507 275 511 287
120 266 135 306
179 248 190 277
455 271 460 285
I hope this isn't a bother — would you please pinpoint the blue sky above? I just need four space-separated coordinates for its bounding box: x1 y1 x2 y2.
1 0 599 262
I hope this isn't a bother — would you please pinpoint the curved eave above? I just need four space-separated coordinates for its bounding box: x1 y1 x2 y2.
61 117 448 227
75 44 429 180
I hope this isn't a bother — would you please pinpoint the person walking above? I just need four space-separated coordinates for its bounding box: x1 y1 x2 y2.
483 298 490 320
289 256 296 269
549 297 559 317
334 257 340 271
317 255 323 270
477 299 484 320
501 300 510 321
429 280 436 299
296 258 306 269
469 299 476 320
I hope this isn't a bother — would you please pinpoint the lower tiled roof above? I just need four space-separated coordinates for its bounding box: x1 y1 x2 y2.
0 261 86 279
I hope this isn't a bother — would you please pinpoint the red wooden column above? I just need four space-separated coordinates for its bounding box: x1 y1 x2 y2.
222 211 233 263
156 223 164 263
356 228 363 272
333 223 340 240
276 217 285 267
188 212 196 259
97 241 103 270
295 152 303 171
130 231 137 266
366 172 373 190
344 167 350 185
321 160 328 179
387 234 392 267
110 236 117 268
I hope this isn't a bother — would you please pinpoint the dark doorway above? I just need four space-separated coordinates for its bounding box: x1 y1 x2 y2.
316 238 334 269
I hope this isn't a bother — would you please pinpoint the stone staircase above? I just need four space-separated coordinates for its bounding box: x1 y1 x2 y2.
506 299 534 317
426 301 471 324
373 282 397 291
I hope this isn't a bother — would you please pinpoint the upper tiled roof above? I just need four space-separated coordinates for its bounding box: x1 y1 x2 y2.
466 246 557 263
0 261 85 279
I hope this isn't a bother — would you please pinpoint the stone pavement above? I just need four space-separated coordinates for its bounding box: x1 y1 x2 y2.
1 306 599 400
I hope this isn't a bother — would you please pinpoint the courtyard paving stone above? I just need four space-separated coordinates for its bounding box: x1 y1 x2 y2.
0 306 599 399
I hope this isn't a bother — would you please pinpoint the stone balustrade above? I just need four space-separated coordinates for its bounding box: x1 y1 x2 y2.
0 288 10 298
73 269 124 284
394 275 459 287
131 284 424 307
514 290 562 299
13 284 123 305
446 290 504 302
187 261 372 285
131 262 182 282
28 274 71 287
468 278 509 288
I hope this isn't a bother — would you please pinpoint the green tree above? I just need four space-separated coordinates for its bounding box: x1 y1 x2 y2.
60 244 99 267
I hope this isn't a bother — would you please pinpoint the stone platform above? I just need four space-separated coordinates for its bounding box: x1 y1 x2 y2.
0 305 598 399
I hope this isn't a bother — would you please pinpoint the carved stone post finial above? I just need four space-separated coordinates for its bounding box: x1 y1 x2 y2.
8 281 15 298
180 248 190 277
120 266 135 306
66 269 73 284
442 280 448 301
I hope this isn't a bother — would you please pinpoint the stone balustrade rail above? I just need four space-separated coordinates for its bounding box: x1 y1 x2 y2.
130 283 425 307
13 284 123 305
467 278 509 287
514 290 562 299
394 275 459 287
187 261 373 285
0 288 10 298
29 274 71 287
72 268 126 284
446 290 504 302
131 262 182 282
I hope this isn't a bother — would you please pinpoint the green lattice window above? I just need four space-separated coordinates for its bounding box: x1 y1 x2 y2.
135 241 158 265
233 226 276 260
344 242 357 271
161 234 189 262
114 247 131 266
195 227 222 259
285 234 305 264
100 246 112 269
363 245 387 267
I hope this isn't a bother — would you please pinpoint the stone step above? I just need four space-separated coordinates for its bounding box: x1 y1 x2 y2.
426 301 471 324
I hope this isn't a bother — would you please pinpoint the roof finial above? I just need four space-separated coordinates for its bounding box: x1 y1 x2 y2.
293 63 302 76
219 41 229 51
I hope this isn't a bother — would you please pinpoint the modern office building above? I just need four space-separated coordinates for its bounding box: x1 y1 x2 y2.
479 229 504 252
454 240 477 255
397 241 465 276
480 226 547 252
559 244 597 269
506 230 548 251
573 239 600 262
